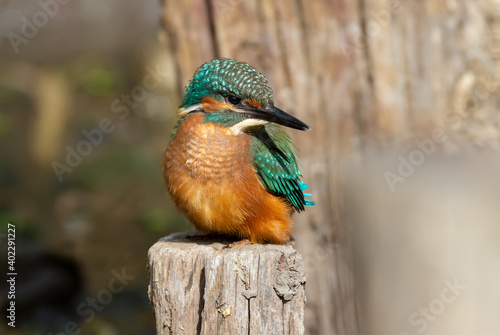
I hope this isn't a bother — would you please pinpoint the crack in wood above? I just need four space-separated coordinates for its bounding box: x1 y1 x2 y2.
196 267 206 334
205 0 220 59
149 233 305 334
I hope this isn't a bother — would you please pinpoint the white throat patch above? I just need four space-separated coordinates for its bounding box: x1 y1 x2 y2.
229 118 269 135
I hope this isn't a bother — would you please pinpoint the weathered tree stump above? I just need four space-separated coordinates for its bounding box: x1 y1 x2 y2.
148 232 306 335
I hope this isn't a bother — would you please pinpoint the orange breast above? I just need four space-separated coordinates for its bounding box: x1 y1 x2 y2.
163 112 294 244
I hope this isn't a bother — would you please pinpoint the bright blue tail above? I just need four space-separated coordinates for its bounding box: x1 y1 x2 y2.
300 182 315 207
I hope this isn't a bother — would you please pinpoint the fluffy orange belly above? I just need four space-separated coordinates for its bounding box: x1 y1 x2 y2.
163 113 294 244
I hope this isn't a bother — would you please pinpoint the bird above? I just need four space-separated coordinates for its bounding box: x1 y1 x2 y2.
162 59 314 245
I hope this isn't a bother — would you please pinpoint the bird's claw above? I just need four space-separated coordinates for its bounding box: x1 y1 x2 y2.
222 239 252 249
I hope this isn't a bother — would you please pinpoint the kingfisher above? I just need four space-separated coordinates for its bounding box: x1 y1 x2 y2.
162 59 314 245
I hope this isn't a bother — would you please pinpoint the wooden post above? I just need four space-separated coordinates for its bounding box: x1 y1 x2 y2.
148 232 306 335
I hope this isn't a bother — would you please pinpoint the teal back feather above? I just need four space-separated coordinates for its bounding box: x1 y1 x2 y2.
250 124 309 212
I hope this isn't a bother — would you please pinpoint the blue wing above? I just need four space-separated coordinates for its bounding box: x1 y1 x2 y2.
250 125 314 211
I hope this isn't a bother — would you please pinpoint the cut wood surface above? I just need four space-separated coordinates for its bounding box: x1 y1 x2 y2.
148 232 306 335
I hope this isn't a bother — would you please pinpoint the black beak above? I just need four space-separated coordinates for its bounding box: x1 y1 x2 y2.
241 104 310 131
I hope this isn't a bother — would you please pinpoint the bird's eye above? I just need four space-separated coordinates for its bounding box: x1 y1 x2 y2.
227 95 241 105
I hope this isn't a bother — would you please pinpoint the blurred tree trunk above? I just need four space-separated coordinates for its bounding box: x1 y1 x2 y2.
160 1 499 334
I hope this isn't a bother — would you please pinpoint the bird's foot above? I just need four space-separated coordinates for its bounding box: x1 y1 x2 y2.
222 239 253 249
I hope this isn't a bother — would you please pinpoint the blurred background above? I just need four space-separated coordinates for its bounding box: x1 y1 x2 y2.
0 0 499 335
0 0 185 334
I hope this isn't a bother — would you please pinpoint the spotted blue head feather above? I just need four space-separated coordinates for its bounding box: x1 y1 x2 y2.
181 59 274 107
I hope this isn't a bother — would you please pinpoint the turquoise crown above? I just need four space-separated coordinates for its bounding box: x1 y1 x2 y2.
180 59 274 107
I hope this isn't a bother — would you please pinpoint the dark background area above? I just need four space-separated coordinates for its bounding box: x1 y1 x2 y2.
0 1 187 333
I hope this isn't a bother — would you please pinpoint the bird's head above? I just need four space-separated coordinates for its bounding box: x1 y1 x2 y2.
178 59 310 134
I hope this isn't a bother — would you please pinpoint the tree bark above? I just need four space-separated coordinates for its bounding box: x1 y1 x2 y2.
159 1 500 334
148 232 306 335
160 2 360 334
